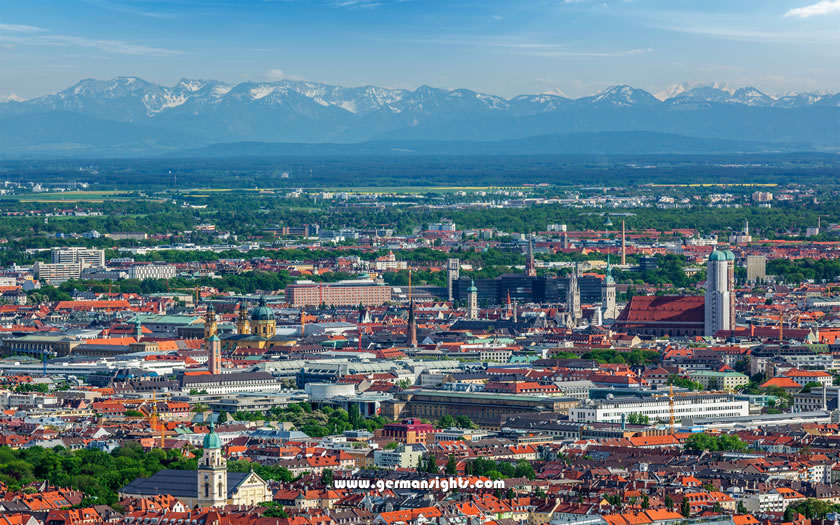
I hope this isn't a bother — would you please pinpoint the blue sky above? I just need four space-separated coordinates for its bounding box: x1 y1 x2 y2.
2 0 840 99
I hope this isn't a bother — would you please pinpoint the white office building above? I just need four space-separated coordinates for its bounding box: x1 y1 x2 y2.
34 262 82 284
373 443 425 469
128 264 177 280
52 247 105 267
569 393 749 423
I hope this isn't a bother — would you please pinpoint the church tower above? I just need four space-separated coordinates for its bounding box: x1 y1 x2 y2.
236 302 251 335
250 296 276 338
203 304 217 340
467 279 479 320
134 317 143 341
447 258 460 302
207 334 221 375
197 422 227 508
526 233 537 277
567 264 582 326
602 258 617 320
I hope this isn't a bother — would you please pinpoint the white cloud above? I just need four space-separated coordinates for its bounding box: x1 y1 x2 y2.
328 0 382 8
785 0 840 18
264 68 303 81
0 22 180 56
266 68 287 81
523 47 652 58
0 23 46 33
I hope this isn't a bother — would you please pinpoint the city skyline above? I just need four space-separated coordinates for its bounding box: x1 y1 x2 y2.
2 0 840 100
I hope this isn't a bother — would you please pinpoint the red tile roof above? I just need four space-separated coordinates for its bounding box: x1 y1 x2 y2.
615 296 705 325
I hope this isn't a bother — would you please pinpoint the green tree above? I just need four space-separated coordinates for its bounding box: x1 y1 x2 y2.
514 460 536 480
666 374 704 391
436 414 456 429
321 469 333 487
786 498 837 519
784 507 795 522
13 383 49 394
681 498 691 518
445 455 458 475
455 415 478 429
259 502 289 518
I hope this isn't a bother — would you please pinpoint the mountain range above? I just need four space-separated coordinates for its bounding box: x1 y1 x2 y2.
1 77 839 158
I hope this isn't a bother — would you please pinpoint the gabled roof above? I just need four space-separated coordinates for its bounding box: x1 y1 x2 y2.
119 469 250 499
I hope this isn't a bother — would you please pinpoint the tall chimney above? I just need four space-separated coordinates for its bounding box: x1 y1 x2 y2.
408 301 418 348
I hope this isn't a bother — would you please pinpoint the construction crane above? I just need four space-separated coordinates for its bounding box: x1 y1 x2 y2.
408 269 413 304
669 385 675 434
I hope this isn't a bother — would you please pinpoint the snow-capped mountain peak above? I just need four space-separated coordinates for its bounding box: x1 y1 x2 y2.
1 76 839 158
590 85 660 106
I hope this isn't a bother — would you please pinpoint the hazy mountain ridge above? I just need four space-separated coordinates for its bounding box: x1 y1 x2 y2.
1 77 839 157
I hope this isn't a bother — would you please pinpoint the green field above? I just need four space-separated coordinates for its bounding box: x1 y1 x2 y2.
13 191 138 202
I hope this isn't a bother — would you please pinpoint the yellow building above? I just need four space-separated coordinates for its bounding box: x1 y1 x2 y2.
250 296 276 338
203 305 217 339
235 301 251 335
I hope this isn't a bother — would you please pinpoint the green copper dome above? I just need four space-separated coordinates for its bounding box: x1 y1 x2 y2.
203 422 221 449
250 296 275 321
709 250 725 262
724 250 735 261
467 279 478 293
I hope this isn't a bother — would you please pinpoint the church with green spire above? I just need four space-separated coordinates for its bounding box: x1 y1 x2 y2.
119 421 271 508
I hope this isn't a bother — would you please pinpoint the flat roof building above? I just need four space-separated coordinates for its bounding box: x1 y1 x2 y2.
285 279 392 307
569 392 748 423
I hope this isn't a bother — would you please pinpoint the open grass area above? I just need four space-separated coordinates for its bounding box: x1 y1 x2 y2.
13 190 137 202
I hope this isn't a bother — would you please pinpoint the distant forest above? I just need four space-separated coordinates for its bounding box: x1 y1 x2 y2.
2 153 840 189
